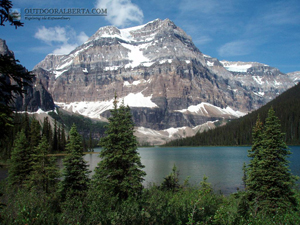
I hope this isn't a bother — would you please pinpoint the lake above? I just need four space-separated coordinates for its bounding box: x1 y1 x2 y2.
2 146 299 195
76 146 300 195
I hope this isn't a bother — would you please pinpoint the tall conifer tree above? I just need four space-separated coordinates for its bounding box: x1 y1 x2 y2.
93 96 146 200
246 115 264 213
59 124 90 200
52 119 58 152
26 136 59 193
61 125 66 151
246 108 298 214
29 118 41 149
7 129 31 187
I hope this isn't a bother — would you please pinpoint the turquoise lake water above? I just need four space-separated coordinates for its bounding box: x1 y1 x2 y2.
81 146 300 194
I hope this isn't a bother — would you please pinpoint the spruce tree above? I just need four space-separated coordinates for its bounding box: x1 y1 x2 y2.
52 119 58 152
22 111 30 138
246 115 264 214
26 136 59 193
60 125 66 152
93 96 146 200
57 124 61 152
29 118 41 149
59 124 90 200
246 108 298 214
7 129 31 187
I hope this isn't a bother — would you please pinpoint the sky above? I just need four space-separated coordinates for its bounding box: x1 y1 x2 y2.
1 0 300 73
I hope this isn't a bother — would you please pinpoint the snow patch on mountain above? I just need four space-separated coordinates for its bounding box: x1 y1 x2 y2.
123 92 158 108
123 78 152 86
137 127 163 136
55 92 158 119
121 43 153 68
207 61 214 66
220 61 253 72
176 102 246 118
164 127 187 138
252 76 264 85
53 69 68 79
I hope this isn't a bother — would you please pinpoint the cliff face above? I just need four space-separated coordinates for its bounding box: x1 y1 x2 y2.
32 19 299 130
0 39 55 112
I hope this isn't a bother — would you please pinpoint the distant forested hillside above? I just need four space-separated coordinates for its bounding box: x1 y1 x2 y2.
48 109 107 141
165 83 300 146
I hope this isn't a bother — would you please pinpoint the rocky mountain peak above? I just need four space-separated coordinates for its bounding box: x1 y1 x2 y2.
0 39 14 57
31 18 300 143
86 18 191 44
0 39 55 112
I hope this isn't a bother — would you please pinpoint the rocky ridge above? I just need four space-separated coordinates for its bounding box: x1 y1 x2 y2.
30 19 300 143
0 39 55 112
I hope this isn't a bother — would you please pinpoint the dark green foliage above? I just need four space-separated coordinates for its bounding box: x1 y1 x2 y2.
59 124 90 200
59 124 66 152
165 83 300 146
86 181 224 225
93 97 146 200
42 116 53 151
161 164 180 192
246 108 298 215
52 119 58 151
0 0 24 28
49 109 106 137
2 175 300 224
0 54 33 106
26 136 60 193
1 187 60 224
7 129 31 187
48 108 106 149
0 54 34 147
22 111 30 138
29 118 41 148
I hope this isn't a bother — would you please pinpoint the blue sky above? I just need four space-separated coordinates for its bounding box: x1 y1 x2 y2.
1 0 300 73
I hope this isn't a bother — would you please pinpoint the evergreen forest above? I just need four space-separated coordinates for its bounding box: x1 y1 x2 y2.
165 83 300 147
1 2 300 223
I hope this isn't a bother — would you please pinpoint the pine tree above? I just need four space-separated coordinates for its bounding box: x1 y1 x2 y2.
29 118 41 149
22 111 30 138
42 117 50 139
42 117 53 148
93 96 146 200
60 125 66 151
7 129 31 187
0 0 24 28
246 108 298 214
246 115 264 214
161 164 180 192
59 124 90 200
26 136 59 193
52 119 58 152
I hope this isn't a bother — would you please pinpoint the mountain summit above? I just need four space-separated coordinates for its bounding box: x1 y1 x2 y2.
32 19 299 144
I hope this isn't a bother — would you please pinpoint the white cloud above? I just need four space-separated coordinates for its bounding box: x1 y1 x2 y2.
34 26 89 55
218 40 254 57
34 26 69 44
52 44 79 55
192 35 212 45
77 31 89 43
96 0 143 27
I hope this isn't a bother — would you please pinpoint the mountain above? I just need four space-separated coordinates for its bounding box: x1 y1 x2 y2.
165 82 300 146
32 18 300 143
0 39 55 111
